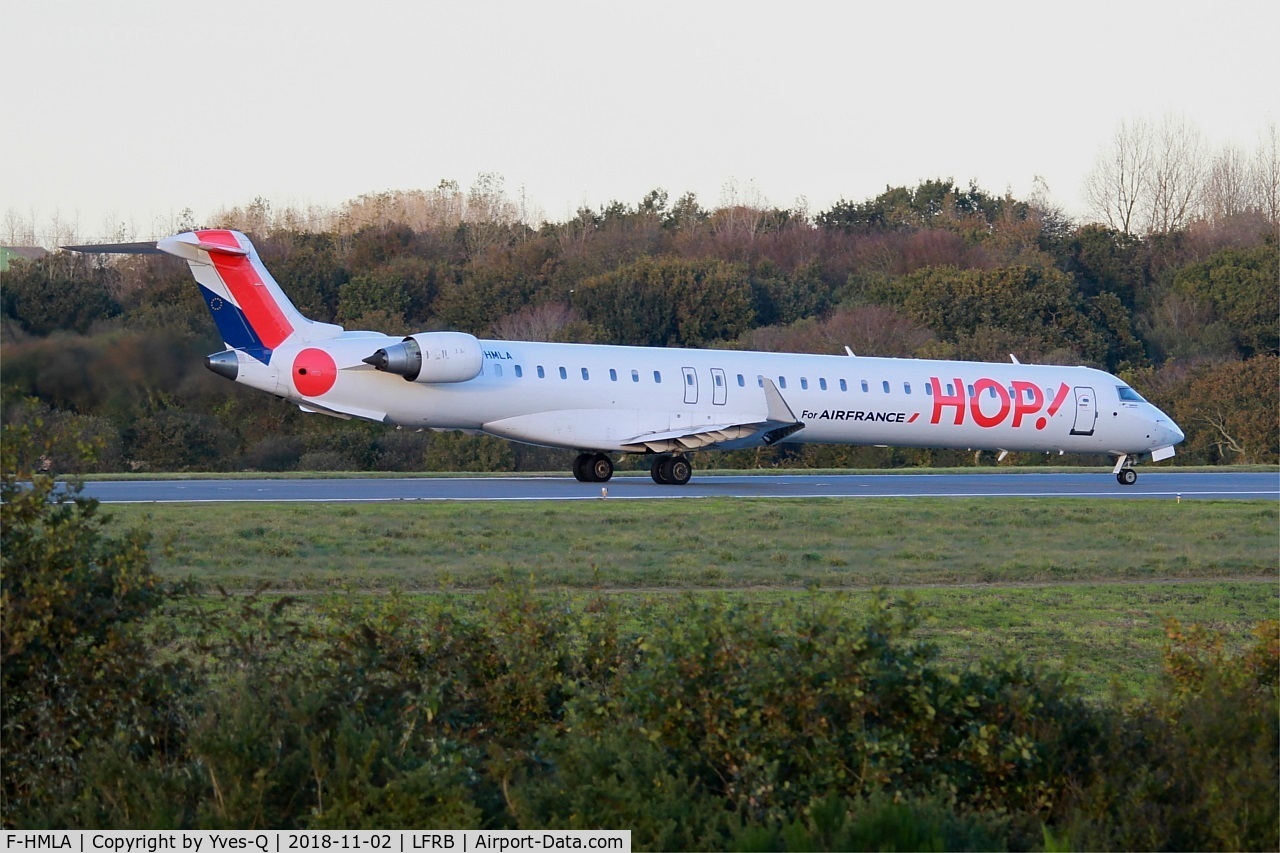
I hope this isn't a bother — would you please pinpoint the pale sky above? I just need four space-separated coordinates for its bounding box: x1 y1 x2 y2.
3 0 1276 243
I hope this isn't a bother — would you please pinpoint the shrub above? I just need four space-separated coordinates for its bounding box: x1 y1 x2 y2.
1 422 180 824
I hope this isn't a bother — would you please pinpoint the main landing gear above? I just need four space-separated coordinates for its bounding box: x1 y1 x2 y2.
572 452 614 483
650 455 692 486
571 453 695 485
1113 454 1138 486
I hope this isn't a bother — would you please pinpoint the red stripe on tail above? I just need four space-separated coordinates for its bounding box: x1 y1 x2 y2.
196 230 294 349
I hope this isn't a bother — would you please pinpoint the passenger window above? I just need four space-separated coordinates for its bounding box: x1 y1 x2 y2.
819 378 827 391
631 369 639 383
715 373 723 387
609 368 617 381
737 374 746 387
537 366 545 379
800 378 808 390
653 371 662 383
559 367 567 380
904 382 911 394
839 378 847 391
882 381 890 393
946 383 955 396
494 364 503 377
967 384 974 397
988 386 997 398
514 365 523 378
778 377 787 389
758 375 765 388
926 383 933 396
861 380 869 392
686 373 694 386
581 368 589 380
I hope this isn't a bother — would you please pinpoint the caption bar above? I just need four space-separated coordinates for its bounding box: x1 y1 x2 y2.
4 832 630 853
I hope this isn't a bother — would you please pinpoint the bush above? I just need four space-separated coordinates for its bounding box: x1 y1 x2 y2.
2 560 1274 846
1063 619 1279 851
242 435 305 472
1 422 180 825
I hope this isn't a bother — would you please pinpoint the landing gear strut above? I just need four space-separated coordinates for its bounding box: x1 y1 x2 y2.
572 452 614 483
1113 454 1138 486
650 455 692 486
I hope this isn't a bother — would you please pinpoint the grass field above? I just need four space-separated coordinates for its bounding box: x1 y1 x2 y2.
111 497 1278 698
116 498 1277 590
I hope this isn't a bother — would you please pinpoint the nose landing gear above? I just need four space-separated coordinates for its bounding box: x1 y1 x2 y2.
1113 454 1138 485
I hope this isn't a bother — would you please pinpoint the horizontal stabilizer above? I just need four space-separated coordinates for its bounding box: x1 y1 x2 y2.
63 238 248 257
63 241 165 254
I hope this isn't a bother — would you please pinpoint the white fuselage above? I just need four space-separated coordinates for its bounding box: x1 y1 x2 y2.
240 333 1184 459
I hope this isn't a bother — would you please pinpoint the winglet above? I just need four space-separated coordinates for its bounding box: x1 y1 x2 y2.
761 378 805 445
762 378 798 423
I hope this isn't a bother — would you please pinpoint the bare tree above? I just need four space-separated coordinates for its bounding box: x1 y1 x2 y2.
1083 117 1153 234
2 208 36 245
489 303 577 342
1144 114 1208 233
1250 122 1279 226
1203 144 1253 223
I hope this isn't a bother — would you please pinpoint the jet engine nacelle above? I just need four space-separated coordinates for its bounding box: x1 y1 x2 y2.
363 332 484 383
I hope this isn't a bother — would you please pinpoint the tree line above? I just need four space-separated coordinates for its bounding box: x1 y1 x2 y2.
2 149 1277 474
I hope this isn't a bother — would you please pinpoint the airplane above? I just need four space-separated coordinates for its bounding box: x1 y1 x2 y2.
67 229 1184 485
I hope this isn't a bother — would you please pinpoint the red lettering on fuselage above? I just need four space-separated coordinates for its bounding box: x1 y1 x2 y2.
929 377 966 425
969 377 1011 428
1010 380 1044 428
929 377 1069 431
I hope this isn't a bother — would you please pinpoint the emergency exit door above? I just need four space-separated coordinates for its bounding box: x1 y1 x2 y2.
682 367 698 404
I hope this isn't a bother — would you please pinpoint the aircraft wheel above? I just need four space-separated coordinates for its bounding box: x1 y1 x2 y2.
1117 468 1138 486
663 456 692 486
589 453 614 482
650 457 670 484
572 453 592 482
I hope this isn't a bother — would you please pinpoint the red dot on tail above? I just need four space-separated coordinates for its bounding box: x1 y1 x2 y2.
1036 417 1047 430
292 348 337 396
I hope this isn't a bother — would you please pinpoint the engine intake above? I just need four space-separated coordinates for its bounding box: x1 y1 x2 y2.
363 332 483 384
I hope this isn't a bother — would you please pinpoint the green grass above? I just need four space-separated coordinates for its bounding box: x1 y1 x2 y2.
115 498 1278 591
114 497 1277 699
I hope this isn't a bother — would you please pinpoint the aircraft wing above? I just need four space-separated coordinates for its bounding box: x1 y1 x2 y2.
619 378 805 452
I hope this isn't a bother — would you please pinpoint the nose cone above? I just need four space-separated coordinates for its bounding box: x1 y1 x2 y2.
1153 410 1184 447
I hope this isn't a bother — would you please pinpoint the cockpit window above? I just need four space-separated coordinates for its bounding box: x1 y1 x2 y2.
1116 386 1146 403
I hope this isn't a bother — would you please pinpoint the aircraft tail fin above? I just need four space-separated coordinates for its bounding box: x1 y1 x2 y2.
67 230 343 356
156 230 342 354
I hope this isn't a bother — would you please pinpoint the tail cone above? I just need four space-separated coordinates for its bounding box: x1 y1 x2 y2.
205 350 239 381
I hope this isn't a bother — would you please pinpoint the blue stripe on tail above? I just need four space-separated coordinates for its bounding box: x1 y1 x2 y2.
198 284 272 364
